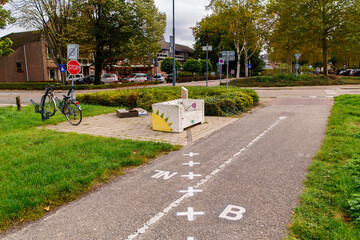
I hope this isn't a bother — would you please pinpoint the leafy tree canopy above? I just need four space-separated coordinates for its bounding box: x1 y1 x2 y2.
0 0 15 56
183 59 202 74
160 57 180 74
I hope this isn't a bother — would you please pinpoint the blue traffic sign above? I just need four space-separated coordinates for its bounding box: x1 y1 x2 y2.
248 64 253 69
59 64 66 73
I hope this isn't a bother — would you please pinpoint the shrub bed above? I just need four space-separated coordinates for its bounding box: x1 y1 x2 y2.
76 86 259 116
0 81 158 90
225 74 360 87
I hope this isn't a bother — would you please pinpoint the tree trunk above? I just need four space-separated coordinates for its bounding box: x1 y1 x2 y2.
322 34 328 76
94 49 104 85
235 41 241 79
58 46 66 85
244 40 249 77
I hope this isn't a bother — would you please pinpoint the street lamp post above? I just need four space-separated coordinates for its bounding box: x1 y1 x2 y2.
172 0 176 86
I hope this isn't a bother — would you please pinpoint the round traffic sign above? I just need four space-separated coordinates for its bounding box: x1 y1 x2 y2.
67 60 81 75
219 58 224 65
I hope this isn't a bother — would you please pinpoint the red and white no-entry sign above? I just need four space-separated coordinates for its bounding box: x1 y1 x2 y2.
67 60 81 75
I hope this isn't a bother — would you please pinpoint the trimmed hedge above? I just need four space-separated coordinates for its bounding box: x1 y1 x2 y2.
225 74 360 87
0 81 158 90
76 86 259 116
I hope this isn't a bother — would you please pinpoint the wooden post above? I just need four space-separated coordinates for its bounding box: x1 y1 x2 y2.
16 96 21 111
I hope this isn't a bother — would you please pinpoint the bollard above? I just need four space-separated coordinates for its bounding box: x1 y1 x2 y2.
16 96 21 111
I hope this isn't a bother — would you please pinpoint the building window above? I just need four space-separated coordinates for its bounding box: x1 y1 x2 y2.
16 62 22 72
48 68 58 80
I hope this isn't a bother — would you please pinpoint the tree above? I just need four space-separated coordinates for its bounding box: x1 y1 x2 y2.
125 0 166 70
14 0 80 83
0 0 15 56
208 0 266 78
160 57 180 74
183 59 202 74
199 59 213 74
267 0 358 75
74 0 165 84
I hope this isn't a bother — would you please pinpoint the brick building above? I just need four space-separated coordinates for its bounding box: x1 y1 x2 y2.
0 31 193 82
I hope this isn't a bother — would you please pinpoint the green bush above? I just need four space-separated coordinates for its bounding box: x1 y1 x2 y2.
226 74 359 87
76 86 259 117
0 81 157 90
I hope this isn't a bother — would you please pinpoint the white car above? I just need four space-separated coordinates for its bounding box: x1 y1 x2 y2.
101 73 118 84
153 74 165 83
123 73 148 82
66 74 84 84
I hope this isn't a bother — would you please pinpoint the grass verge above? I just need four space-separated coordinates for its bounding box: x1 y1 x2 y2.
286 95 360 239
0 105 174 232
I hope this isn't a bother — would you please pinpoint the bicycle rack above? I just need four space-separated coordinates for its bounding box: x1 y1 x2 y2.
30 99 51 121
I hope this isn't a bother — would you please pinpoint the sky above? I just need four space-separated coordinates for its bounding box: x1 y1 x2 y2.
0 0 211 49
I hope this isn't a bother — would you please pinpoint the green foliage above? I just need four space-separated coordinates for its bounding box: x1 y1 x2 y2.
160 57 181 74
227 74 360 87
77 86 259 116
0 105 173 231
183 59 202 74
0 38 13 56
0 0 14 30
0 81 156 90
267 0 359 72
287 95 360 239
199 59 213 74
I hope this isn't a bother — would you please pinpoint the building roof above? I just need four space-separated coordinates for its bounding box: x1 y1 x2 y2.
160 40 193 53
1 31 42 50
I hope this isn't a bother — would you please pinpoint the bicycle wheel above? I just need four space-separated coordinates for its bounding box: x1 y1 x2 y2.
64 101 82 125
41 93 56 117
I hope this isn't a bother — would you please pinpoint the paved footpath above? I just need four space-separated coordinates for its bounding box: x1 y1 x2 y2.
0 86 345 240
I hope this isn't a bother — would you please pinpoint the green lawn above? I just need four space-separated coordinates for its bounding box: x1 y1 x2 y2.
287 95 360 239
0 105 174 231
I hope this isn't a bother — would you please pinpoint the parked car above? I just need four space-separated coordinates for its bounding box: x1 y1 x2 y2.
353 70 360 76
123 73 148 82
350 69 360 76
101 73 118 84
166 74 179 83
153 74 165 83
78 75 95 84
66 74 84 84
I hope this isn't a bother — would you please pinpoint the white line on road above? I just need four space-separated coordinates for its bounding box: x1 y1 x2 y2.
125 116 287 240
176 207 205 221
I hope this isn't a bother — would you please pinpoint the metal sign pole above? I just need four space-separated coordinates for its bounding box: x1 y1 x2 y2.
172 0 176 86
206 46 208 87
220 64 222 83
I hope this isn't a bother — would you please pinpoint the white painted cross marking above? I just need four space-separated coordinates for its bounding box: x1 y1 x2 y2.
219 204 246 221
179 187 203 197
182 161 200 167
181 172 202 180
126 116 287 240
177 207 204 221
183 152 199 157
151 170 178 180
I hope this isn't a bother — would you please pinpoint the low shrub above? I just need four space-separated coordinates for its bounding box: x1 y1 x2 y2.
76 86 259 117
0 81 157 90
225 74 359 87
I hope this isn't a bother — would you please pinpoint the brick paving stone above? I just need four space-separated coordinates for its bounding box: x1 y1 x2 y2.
44 113 238 146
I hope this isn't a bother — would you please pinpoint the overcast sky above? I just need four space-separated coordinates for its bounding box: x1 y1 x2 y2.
0 0 211 49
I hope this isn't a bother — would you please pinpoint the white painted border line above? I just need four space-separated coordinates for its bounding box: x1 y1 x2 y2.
125 116 287 240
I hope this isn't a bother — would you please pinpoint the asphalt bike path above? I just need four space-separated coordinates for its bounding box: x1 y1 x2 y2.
2 94 332 239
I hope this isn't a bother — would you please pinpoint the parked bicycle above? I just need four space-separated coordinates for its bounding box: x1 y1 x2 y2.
30 84 82 125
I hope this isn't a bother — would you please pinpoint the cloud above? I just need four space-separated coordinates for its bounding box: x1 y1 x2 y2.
154 0 211 48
